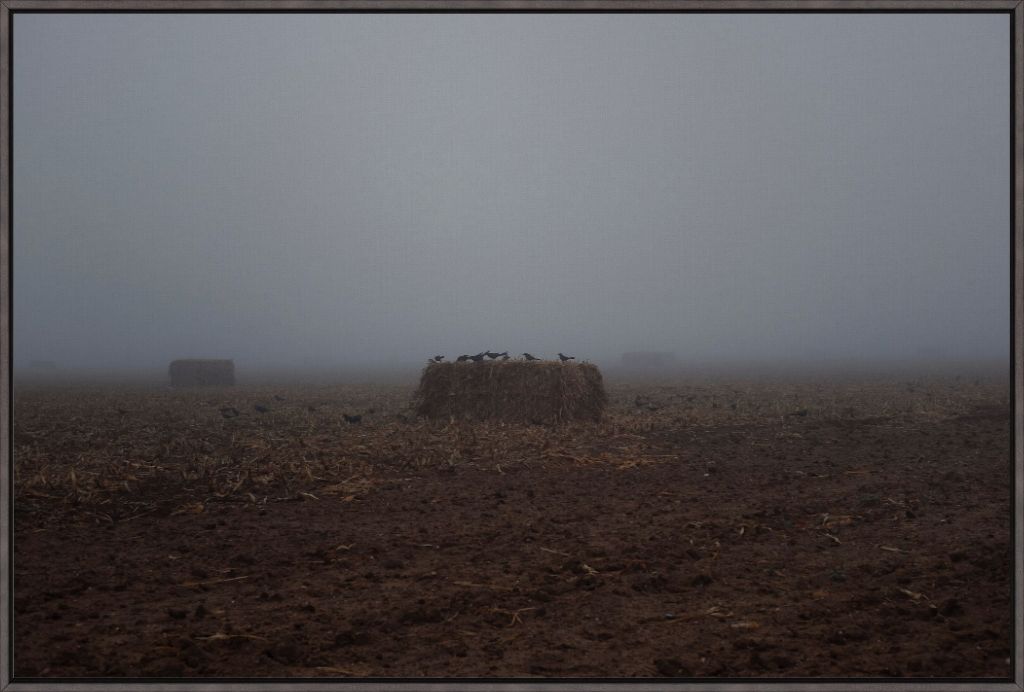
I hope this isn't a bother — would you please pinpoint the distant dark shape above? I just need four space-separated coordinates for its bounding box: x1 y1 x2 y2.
116 407 128 416
485 351 508 360
522 353 540 361
501 355 510 361
220 406 240 419
169 359 235 387
274 395 286 402
469 353 486 363
558 353 575 362
456 355 470 363
366 408 376 415
254 404 270 414
343 413 362 424
431 355 445 363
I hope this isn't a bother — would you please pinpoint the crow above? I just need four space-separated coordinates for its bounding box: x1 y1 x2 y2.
469 352 486 362
343 413 362 424
522 353 540 361
485 351 501 359
456 355 470 362
254 404 270 413
558 353 575 362
431 355 445 362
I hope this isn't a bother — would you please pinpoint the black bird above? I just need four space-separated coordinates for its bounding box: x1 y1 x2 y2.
485 351 501 359
343 413 362 424
469 352 486 362
254 404 270 413
220 406 240 419
431 355 445 362
456 355 470 362
558 353 575 362
522 353 540 361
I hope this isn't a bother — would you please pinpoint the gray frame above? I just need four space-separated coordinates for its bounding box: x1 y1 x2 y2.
0 1 1020 691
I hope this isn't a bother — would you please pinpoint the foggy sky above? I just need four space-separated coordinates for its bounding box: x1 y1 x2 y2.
12 13 1010 372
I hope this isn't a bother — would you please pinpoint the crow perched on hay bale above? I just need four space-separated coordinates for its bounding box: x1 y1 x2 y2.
168 359 235 387
415 360 606 424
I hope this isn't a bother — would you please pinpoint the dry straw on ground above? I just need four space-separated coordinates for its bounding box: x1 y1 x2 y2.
415 361 607 424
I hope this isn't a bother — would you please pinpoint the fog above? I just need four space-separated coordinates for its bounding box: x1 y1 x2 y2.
12 13 1010 376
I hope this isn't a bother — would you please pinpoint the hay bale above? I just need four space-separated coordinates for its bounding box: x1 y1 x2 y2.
168 359 235 387
415 361 606 424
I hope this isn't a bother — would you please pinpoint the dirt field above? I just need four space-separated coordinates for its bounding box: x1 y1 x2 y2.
11 372 1014 679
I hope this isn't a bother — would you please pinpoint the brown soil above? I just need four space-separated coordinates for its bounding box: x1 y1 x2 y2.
11 376 1013 679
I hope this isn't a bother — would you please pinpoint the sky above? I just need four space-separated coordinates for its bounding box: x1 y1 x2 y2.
12 12 1011 372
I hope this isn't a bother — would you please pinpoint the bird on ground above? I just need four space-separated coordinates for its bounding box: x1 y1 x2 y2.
469 352 486 362
431 355 445 362
522 353 540 361
254 404 270 413
485 351 501 359
501 355 510 361
558 353 575 362
456 355 470 362
343 413 362 424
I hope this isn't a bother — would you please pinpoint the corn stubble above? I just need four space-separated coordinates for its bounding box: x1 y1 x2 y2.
12 375 1006 522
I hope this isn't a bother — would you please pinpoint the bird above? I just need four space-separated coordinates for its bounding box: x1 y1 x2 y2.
254 404 270 413
343 413 362 424
431 355 445 363
469 352 486 362
456 355 470 362
522 353 540 361
220 406 240 419
501 355 510 361
558 353 575 362
485 351 501 360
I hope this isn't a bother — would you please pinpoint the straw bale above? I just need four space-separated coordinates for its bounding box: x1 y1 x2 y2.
168 359 235 387
415 361 606 424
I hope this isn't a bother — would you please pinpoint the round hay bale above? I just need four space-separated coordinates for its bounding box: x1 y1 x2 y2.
414 361 606 424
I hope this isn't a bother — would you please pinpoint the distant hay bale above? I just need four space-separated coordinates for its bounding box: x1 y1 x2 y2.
415 361 606 424
168 359 235 387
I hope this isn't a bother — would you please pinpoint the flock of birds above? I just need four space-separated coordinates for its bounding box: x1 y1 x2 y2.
429 351 576 363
